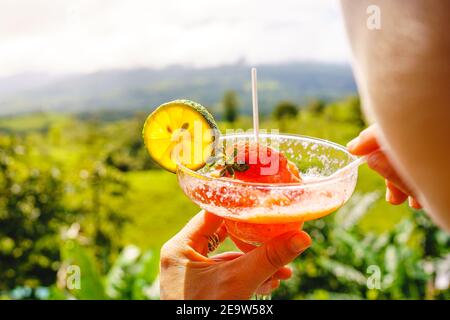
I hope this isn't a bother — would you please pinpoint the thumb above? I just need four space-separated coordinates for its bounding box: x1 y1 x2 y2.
231 230 311 289
179 210 223 241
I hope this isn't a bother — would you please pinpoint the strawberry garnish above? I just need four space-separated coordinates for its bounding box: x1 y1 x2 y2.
217 142 302 184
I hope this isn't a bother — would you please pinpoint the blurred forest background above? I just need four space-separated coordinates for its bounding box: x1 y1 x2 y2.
0 63 449 300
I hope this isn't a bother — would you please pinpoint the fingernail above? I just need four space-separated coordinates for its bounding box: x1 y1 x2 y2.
407 197 413 206
385 188 392 202
289 233 311 253
408 197 422 209
346 137 360 151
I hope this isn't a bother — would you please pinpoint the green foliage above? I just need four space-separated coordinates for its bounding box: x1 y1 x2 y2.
59 240 107 299
51 242 159 300
274 197 450 300
0 135 71 293
222 90 239 122
104 245 159 299
103 114 157 172
306 99 326 114
272 101 299 120
0 121 132 297
73 161 129 272
0 95 448 300
323 96 365 127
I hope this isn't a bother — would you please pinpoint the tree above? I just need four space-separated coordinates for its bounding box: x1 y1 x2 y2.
272 101 299 120
0 132 129 297
222 90 239 122
105 116 157 172
0 136 71 294
306 99 326 114
323 96 365 128
346 96 366 128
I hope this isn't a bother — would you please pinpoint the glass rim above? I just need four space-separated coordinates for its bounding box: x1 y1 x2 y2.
176 132 358 189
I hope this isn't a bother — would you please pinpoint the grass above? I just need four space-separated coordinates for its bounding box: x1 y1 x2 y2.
121 170 199 250
355 165 411 233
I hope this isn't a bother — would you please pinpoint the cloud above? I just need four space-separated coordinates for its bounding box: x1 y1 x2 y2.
0 0 350 76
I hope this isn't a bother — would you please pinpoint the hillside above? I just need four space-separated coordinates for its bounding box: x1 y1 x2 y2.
0 62 356 117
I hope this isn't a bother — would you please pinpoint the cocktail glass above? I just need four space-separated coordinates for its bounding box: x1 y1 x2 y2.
177 132 359 298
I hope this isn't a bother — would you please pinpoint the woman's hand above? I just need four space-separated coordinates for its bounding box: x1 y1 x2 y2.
160 210 311 300
347 124 421 209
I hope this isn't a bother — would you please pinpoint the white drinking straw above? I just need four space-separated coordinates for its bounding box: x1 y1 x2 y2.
251 68 259 142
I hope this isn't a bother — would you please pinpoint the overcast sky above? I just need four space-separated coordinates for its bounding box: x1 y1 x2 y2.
0 0 351 76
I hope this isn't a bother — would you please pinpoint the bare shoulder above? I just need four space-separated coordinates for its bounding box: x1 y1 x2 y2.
341 0 450 230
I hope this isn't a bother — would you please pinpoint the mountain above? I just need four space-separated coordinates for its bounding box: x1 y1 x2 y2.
0 63 357 117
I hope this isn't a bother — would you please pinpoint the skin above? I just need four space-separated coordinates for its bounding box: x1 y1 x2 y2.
341 0 450 231
347 124 422 209
160 210 311 299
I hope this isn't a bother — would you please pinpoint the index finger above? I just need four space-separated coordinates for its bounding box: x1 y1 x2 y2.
347 124 381 156
179 210 224 243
